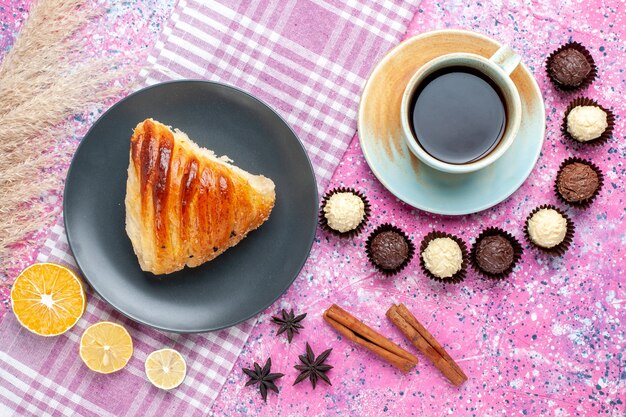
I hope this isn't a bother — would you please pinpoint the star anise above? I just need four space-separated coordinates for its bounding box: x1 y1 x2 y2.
242 358 284 402
271 309 307 343
293 342 333 389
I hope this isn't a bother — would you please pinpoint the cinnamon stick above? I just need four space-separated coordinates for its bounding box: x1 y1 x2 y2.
323 304 417 373
387 304 467 386
395 304 467 381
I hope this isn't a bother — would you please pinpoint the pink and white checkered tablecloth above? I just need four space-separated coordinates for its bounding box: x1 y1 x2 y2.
1 220 253 416
142 0 415 188
0 1 416 415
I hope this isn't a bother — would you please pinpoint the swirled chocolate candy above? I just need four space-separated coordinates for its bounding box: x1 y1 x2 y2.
549 48 591 88
370 230 410 270
475 235 515 274
557 161 599 203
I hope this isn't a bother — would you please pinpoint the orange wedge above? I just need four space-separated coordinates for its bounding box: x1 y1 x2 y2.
11 263 86 336
80 321 133 374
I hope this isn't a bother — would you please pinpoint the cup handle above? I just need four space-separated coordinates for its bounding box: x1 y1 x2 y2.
489 45 521 76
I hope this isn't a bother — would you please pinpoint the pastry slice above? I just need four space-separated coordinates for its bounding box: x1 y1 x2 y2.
125 118 276 275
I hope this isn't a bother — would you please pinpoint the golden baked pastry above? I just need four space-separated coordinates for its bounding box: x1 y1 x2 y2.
125 119 276 275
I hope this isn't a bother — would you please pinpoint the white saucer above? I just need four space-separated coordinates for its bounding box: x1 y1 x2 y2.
358 29 545 215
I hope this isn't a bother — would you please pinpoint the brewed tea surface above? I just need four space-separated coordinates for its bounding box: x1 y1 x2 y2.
411 67 506 164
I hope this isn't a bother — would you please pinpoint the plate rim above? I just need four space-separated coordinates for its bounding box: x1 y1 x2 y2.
63 79 318 333
358 29 546 216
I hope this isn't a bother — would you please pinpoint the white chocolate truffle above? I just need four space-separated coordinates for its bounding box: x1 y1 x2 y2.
323 192 365 233
421 237 463 278
567 105 608 142
527 208 567 248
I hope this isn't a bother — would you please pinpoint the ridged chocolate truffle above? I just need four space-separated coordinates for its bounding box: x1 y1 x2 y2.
557 162 599 202
548 48 592 88
369 231 410 270
475 235 514 274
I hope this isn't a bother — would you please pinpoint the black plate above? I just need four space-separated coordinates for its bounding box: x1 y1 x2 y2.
64 80 318 333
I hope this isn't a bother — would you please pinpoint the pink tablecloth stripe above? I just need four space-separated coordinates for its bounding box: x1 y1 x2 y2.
0 1 416 415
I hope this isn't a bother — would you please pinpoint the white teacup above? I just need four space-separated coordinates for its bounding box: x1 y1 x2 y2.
400 45 522 174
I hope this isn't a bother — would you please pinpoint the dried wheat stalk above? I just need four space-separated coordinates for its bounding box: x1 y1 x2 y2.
0 0 136 272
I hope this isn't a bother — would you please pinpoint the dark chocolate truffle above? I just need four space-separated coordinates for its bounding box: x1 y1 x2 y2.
369 231 409 270
548 48 592 88
475 235 514 274
556 162 599 202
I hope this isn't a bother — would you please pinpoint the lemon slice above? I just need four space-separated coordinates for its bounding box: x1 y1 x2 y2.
80 321 133 374
11 263 85 336
145 348 187 389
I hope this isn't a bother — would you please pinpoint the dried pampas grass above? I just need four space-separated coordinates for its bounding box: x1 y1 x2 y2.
0 0 135 272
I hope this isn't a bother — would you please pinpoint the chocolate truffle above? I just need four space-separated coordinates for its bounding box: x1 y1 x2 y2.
475 235 514 275
557 162 600 203
369 231 410 270
319 187 370 237
549 49 590 86
566 105 608 142
547 44 594 89
471 228 522 278
421 237 463 279
526 208 567 249
323 192 365 233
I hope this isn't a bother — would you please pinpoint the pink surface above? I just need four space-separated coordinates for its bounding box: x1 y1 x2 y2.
1 2 419 415
1 0 625 416
209 2 626 416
